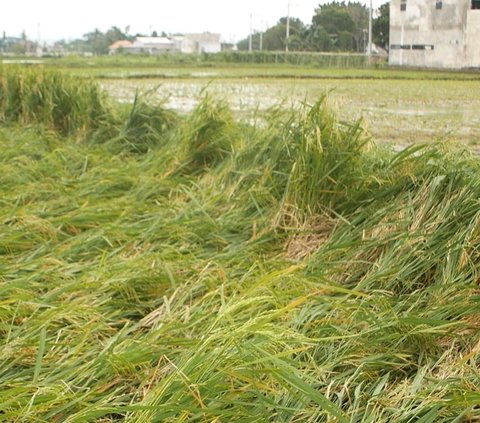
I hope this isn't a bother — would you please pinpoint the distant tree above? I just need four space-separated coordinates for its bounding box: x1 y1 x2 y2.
307 1 368 52
345 2 369 52
312 2 355 35
305 25 334 51
373 2 390 50
81 26 130 55
266 17 306 51
105 26 129 42
83 28 108 54
338 30 355 51
237 17 306 51
237 33 261 51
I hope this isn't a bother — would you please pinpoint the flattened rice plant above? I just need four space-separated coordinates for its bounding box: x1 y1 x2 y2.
0 67 479 422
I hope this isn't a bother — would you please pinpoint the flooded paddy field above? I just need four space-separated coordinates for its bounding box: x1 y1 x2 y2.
100 75 480 149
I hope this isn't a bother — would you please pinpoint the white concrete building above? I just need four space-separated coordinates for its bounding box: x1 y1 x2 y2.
109 33 222 55
129 37 174 54
173 33 222 54
389 0 480 68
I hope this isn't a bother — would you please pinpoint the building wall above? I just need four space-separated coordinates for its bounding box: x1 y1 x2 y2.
114 34 222 55
466 10 480 67
389 0 480 68
180 33 221 54
127 46 174 54
128 37 174 54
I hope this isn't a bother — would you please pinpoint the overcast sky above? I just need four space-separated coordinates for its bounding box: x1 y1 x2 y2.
1 0 386 44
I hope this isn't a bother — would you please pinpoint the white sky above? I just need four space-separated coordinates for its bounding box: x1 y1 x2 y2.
1 0 386 44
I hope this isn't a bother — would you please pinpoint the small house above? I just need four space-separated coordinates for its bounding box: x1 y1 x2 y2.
108 40 133 55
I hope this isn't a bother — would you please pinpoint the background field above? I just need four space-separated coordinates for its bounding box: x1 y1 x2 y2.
98 75 480 149
37 56 480 150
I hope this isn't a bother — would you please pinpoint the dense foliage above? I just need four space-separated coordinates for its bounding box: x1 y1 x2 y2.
373 2 390 50
237 18 307 52
58 26 133 55
238 1 388 53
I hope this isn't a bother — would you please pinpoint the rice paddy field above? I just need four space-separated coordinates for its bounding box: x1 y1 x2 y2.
98 76 480 149
1 63 480 421
50 56 480 148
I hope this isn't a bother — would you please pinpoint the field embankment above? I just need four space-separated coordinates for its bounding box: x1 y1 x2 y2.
0 67 479 421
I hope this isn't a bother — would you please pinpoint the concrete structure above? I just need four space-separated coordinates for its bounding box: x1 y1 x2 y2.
173 33 222 54
108 40 133 55
128 37 175 54
389 0 480 68
109 33 222 55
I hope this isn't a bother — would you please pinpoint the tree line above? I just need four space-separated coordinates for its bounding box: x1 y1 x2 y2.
63 1 390 54
238 1 389 53
42 1 390 55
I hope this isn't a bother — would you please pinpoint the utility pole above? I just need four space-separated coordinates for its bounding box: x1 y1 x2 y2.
249 13 253 52
368 0 373 57
285 0 290 53
37 23 41 56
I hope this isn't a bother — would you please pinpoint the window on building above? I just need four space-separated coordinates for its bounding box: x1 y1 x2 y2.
412 44 435 50
473 0 480 9
436 1 442 9
391 44 412 49
401 0 407 11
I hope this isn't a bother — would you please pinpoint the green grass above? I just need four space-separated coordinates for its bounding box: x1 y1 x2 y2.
1 67 480 421
14 54 480 80
34 51 378 70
